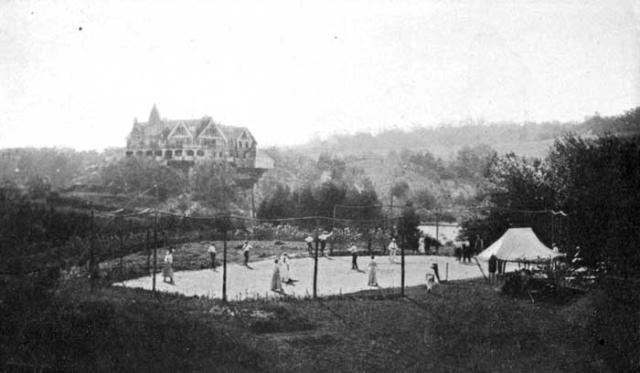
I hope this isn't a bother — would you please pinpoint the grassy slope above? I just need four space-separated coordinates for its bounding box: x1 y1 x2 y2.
258 282 598 373
2 277 602 372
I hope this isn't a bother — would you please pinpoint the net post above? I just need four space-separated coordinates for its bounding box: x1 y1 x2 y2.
222 216 228 303
118 218 124 275
89 207 96 292
401 227 405 297
152 212 158 293
313 220 319 299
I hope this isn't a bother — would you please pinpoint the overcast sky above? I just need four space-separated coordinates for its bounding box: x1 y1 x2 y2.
1 0 639 150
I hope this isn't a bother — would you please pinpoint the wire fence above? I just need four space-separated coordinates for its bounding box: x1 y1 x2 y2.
91 209 415 302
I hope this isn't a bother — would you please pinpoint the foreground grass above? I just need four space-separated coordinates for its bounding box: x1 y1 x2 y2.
3 274 612 372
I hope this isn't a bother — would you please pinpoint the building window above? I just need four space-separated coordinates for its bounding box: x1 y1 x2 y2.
155 150 162 156
197 150 205 156
174 149 182 156
125 151 133 157
146 150 153 156
165 150 172 158
186 150 194 156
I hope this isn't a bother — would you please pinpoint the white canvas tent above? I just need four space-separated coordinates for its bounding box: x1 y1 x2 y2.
477 228 563 262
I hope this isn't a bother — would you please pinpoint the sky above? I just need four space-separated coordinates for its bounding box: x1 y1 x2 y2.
1 0 639 150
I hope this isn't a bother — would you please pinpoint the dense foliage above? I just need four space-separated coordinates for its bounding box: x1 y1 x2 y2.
463 133 640 275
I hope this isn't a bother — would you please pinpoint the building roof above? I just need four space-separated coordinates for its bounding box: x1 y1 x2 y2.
129 106 255 143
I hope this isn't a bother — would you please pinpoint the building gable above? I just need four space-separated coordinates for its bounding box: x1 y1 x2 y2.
198 122 227 141
238 129 255 144
167 122 193 139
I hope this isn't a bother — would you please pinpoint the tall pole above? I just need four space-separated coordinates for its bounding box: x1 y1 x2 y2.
251 184 256 239
435 207 440 245
145 229 151 274
223 224 227 303
313 221 319 299
222 164 228 303
152 212 158 292
90 208 96 292
401 218 405 297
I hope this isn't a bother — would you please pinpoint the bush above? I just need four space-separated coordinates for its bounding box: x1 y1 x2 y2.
590 279 640 372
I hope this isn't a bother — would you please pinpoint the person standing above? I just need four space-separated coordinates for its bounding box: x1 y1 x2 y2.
388 238 398 263
488 254 498 283
349 244 359 270
280 253 290 284
163 247 175 284
462 244 470 263
418 234 426 254
425 273 436 293
305 235 314 255
207 242 217 270
474 234 484 256
242 241 253 266
319 231 333 256
271 258 282 292
367 255 378 286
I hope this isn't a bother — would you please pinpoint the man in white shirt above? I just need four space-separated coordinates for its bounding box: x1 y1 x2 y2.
242 241 253 266
207 242 217 270
318 231 333 256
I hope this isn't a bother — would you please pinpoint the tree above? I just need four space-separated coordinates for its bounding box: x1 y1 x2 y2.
547 134 640 273
391 180 410 199
100 157 187 201
412 188 437 210
191 161 239 209
257 183 295 221
397 202 421 249
461 152 555 248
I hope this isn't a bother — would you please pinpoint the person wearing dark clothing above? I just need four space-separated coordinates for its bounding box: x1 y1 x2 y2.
349 245 359 270
488 254 498 283
474 235 484 256
242 241 252 266
455 246 462 262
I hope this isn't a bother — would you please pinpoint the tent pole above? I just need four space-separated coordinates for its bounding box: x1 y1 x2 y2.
473 257 489 282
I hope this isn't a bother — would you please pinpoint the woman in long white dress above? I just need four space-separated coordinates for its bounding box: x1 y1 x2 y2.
271 259 282 292
418 235 426 254
162 248 174 284
368 255 378 286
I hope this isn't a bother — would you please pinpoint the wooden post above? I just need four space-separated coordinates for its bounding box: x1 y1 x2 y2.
145 229 151 275
222 222 228 303
152 212 158 292
435 208 439 246
118 220 124 274
313 222 319 299
445 262 449 282
90 208 96 292
401 237 405 297
250 185 256 240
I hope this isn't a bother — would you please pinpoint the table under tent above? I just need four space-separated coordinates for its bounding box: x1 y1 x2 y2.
477 227 564 274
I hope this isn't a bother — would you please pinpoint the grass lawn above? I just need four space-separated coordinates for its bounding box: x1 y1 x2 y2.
2 274 606 372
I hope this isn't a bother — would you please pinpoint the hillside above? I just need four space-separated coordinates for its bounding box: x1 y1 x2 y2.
1 108 638 221
288 108 640 159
